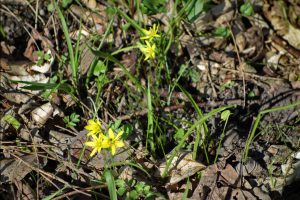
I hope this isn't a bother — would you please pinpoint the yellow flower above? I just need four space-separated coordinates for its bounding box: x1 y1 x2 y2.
102 128 125 155
141 24 160 41
85 119 102 136
85 134 109 157
139 41 156 60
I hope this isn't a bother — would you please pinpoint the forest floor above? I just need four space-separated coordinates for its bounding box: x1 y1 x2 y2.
1 0 300 199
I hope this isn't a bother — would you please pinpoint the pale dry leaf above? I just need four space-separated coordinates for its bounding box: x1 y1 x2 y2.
3 92 31 104
0 58 31 76
81 0 97 10
0 41 15 55
157 151 206 185
31 102 53 125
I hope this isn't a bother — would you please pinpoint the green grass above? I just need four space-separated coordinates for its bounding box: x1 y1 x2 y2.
162 105 235 177
243 100 300 162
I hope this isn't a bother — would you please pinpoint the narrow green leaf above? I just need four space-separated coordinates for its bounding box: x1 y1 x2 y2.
3 114 21 130
104 169 118 200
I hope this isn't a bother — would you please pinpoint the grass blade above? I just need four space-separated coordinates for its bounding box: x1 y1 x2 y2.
162 105 235 177
56 6 77 85
104 169 118 200
146 81 155 154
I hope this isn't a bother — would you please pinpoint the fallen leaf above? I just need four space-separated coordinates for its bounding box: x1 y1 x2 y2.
157 151 206 185
31 102 53 125
0 155 46 183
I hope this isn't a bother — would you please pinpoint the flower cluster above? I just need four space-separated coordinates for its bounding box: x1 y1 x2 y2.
84 119 125 157
139 24 160 61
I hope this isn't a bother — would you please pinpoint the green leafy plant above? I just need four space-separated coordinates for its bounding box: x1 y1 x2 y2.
36 51 51 66
63 112 80 128
218 80 236 92
240 2 254 16
213 27 231 38
115 179 159 200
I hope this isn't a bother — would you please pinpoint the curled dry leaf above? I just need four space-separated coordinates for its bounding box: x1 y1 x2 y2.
31 102 53 125
157 151 206 185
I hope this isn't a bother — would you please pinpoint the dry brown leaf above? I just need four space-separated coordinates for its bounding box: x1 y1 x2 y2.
14 180 36 200
157 151 206 185
0 41 15 55
264 1 300 49
0 155 45 183
220 164 239 185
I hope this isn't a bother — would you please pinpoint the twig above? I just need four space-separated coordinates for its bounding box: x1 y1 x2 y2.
52 185 109 200
11 154 90 197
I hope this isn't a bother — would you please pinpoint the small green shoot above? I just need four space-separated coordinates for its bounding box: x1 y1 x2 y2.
219 80 236 92
3 114 21 130
36 51 51 66
240 2 254 16
247 91 256 98
0 25 6 38
214 110 231 163
63 112 80 128
61 0 73 8
116 179 160 200
213 27 231 38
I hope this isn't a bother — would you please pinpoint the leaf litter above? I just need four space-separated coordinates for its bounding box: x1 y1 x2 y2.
1 0 300 199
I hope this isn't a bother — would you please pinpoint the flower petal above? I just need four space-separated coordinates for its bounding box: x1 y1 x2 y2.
85 141 95 147
115 131 124 140
90 148 97 157
111 146 116 155
116 140 125 148
108 128 115 139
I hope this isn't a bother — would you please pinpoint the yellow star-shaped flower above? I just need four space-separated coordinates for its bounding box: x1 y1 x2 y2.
85 134 109 157
85 119 102 136
102 128 125 155
141 24 160 41
139 41 156 61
